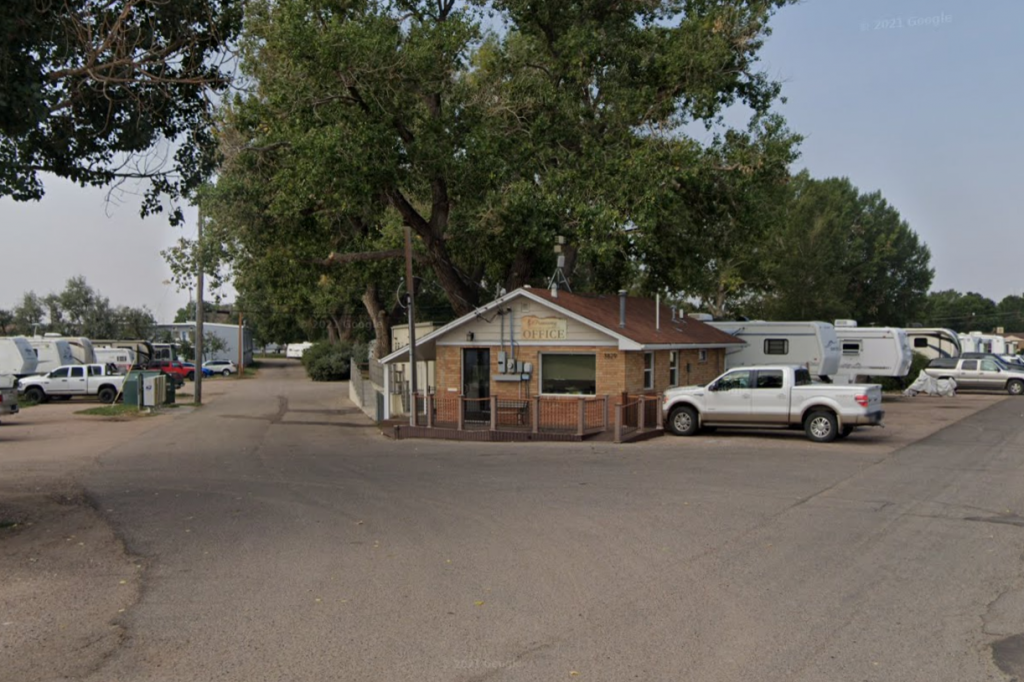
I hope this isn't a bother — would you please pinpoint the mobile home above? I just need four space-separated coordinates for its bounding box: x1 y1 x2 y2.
831 323 913 384
708 321 841 378
904 328 961 360
0 337 39 377
28 338 76 373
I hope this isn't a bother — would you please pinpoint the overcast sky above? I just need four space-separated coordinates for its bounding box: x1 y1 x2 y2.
0 0 1019 323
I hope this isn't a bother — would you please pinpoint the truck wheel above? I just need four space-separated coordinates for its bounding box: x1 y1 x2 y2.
668 406 699 436
1007 379 1024 396
805 410 838 443
187 371 195 381
25 386 46 404
837 425 855 439
98 387 117 404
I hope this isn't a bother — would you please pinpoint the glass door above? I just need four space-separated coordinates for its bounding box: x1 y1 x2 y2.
462 348 490 422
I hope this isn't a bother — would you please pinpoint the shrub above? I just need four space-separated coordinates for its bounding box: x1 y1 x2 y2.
872 351 930 391
301 340 368 382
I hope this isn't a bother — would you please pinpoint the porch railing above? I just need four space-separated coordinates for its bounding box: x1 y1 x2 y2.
413 394 615 436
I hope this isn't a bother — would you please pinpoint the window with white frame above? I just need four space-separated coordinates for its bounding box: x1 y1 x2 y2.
669 351 679 386
698 349 708 363
643 352 654 390
842 341 862 356
540 353 597 395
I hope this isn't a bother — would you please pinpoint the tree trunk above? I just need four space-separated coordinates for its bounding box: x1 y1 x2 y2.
362 283 392 361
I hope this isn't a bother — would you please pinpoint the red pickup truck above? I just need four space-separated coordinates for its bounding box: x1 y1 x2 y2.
148 360 190 385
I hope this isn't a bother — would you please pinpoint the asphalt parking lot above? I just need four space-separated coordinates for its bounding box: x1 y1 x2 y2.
1 363 1022 682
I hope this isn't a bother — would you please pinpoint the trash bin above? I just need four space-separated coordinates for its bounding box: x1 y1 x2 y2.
165 376 176 404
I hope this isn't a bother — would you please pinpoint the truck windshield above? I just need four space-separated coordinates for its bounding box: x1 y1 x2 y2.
794 369 812 386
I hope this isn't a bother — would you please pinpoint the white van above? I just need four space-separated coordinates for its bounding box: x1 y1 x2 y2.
831 323 913 384
708 321 841 378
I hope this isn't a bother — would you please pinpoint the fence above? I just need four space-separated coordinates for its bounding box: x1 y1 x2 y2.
613 396 663 443
349 359 384 421
407 394 629 439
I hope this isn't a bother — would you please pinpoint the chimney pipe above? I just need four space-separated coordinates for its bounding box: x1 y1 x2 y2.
619 290 627 328
656 293 660 331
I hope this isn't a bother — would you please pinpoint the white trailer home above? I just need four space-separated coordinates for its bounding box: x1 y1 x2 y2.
0 337 39 377
831 323 913 384
94 347 137 374
959 331 1018 356
42 334 96 364
707 321 841 378
904 328 961 360
28 338 76 373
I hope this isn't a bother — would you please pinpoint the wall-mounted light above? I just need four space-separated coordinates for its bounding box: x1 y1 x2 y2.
466 332 474 342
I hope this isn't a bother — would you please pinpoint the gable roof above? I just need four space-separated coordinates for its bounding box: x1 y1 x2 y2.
380 287 743 364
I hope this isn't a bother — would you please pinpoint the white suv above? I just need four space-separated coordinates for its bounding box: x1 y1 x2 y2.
203 360 238 376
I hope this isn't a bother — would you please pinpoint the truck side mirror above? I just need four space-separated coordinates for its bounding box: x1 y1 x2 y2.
707 382 718 392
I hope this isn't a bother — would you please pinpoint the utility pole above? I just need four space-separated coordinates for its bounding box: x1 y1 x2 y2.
237 311 244 377
194 206 205 405
405 225 417 426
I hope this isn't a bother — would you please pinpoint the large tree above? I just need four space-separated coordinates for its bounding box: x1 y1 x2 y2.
760 172 933 325
0 0 242 218
203 0 795 342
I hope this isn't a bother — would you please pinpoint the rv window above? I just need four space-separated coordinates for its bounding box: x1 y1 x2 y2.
913 338 928 348
764 339 789 355
842 341 862 356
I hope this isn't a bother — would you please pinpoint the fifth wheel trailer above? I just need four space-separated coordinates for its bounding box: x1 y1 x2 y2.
830 323 913 384
1 337 39 377
28 337 76 373
707 321 841 378
904 328 961 360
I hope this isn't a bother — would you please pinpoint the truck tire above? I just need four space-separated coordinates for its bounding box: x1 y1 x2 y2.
1007 379 1024 396
668 405 699 436
25 386 46 404
98 386 117 404
804 410 838 443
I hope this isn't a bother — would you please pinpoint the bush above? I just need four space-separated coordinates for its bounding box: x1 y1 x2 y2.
872 351 930 392
301 340 368 382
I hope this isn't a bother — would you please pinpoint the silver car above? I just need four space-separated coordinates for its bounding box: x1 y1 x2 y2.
925 357 1024 395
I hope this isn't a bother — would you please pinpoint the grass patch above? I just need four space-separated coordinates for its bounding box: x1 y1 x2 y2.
75 404 154 418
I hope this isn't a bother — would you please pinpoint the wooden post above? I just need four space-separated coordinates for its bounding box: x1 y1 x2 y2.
638 396 646 430
656 394 664 429
490 395 498 431
602 395 609 431
577 398 585 437
425 393 433 428
457 395 465 431
532 396 540 434
614 405 623 443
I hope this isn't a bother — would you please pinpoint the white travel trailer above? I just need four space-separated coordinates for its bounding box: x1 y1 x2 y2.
0 337 39 377
904 328 961 360
286 342 314 359
94 347 137 374
29 338 77 373
42 334 96 364
708 321 841 378
831 322 913 384
959 331 1018 357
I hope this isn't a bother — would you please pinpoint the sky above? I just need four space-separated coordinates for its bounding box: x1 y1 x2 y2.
0 0 1020 323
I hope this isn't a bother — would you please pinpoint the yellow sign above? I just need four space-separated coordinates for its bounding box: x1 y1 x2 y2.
521 316 568 341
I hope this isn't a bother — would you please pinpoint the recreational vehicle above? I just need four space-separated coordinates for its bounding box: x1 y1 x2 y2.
831 323 913 384
0 337 39 377
42 334 96 364
92 340 155 367
28 338 77 373
94 347 137 374
707 321 841 378
286 342 314 359
151 342 178 362
904 328 961 360
959 332 1018 357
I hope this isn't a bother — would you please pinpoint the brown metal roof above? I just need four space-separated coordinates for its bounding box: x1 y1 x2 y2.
528 289 743 347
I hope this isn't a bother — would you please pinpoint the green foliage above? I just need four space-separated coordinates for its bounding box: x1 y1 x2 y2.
919 290 999 332
9 278 155 338
0 0 244 221
758 172 934 325
873 351 930 391
301 340 369 382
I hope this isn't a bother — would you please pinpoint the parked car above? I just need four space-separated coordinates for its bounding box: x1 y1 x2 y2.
924 357 1024 395
182 362 214 378
17 364 126 403
148 360 191 384
960 352 1024 370
662 365 885 443
203 360 237 376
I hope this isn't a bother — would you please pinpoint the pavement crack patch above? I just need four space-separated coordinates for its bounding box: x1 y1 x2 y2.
992 634 1024 679
965 515 1024 529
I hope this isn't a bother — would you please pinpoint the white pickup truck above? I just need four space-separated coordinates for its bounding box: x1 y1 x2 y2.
18 364 125 404
662 365 885 442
